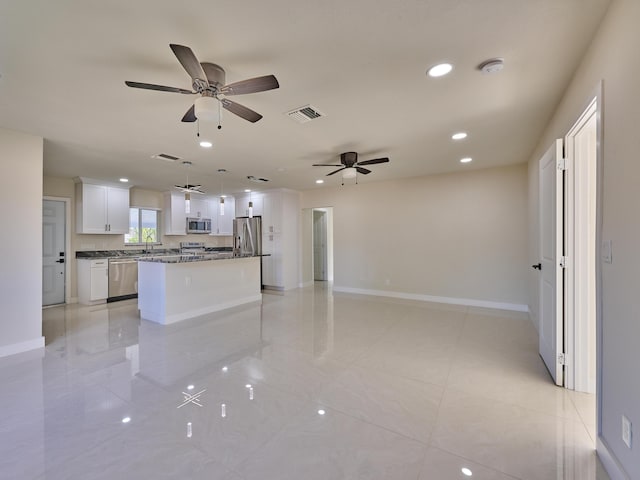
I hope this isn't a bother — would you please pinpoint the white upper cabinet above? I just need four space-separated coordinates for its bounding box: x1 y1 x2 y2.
163 192 186 235
75 179 130 234
189 197 209 219
235 192 263 218
210 196 235 235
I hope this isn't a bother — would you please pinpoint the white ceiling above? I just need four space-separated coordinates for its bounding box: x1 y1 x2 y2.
0 0 610 196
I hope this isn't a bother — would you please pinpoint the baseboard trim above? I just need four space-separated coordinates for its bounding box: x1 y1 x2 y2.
299 281 315 288
597 437 630 480
331 286 528 312
0 336 45 359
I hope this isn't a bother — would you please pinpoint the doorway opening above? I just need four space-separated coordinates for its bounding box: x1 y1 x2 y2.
43 197 71 306
302 207 334 286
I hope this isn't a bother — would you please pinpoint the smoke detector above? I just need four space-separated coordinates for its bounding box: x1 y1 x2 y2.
478 58 504 74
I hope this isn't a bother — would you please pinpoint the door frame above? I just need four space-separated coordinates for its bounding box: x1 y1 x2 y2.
313 209 328 281
565 96 599 393
43 196 72 305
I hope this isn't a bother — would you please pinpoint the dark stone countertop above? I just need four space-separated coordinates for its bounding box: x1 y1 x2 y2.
76 247 232 259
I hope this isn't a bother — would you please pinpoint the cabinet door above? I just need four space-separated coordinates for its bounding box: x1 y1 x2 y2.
261 234 274 286
236 193 263 217
190 197 209 219
90 266 108 300
106 187 130 234
81 184 108 233
262 191 282 234
164 192 186 235
212 196 235 235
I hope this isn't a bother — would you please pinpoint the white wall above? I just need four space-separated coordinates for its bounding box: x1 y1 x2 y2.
0 128 44 357
301 163 528 309
526 1 639 477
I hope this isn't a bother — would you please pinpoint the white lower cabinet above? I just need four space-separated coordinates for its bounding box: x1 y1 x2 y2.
78 259 109 304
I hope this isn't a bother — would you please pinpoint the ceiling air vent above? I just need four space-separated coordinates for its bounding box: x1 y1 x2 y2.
151 153 181 162
247 175 269 183
286 105 324 124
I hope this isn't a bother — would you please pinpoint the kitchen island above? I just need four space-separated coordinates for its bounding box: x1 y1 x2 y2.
137 254 262 325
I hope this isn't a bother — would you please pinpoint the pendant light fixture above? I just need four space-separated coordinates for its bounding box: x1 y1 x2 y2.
184 162 192 214
218 169 226 216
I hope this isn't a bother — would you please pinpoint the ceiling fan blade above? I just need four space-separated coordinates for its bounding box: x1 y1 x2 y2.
181 105 196 122
356 167 372 175
357 157 390 166
169 44 207 82
125 81 194 94
220 75 280 96
327 167 346 176
312 164 343 167
220 98 263 123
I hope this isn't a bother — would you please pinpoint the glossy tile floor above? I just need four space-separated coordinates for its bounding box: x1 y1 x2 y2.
2 284 611 479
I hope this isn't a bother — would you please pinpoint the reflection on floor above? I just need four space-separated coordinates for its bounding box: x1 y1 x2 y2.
1 284 611 479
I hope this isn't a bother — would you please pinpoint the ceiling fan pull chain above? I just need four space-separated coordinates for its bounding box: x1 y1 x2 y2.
218 101 222 130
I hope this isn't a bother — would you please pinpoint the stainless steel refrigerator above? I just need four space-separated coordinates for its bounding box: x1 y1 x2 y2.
233 216 262 256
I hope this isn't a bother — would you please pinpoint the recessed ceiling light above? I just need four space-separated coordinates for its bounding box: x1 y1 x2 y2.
221 366 228 372
315 179 324 184
187 385 195 390
460 157 473 164
199 140 213 148
121 417 131 424
119 178 129 183
244 189 251 193
317 409 326 415
451 132 467 140
461 467 473 476
427 63 453 77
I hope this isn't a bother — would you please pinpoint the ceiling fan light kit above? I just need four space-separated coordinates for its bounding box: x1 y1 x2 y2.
194 96 218 122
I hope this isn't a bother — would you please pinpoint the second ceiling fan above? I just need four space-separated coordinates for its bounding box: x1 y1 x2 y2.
125 44 279 123
313 151 390 176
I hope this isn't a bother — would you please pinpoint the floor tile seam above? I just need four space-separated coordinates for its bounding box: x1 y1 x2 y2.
340 361 449 392
566 391 596 433
315 388 441 445
440 385 589 427
426 444 524 480
309 402 432 449
221 399 317 473
439 308 470 389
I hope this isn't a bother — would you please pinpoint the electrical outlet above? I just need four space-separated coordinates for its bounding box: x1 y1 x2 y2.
185 276 191 287
622 415 632 449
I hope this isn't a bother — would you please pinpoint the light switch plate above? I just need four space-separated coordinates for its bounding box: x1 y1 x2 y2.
602 240 612 264
622 415 632 449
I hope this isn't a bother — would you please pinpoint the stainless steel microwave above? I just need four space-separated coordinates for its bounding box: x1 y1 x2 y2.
186 217 211 234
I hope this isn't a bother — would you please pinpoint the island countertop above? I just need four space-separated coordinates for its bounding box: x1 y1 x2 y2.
136 253 267 263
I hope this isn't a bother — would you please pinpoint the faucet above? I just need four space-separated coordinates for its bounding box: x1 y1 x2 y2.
144 231 154 254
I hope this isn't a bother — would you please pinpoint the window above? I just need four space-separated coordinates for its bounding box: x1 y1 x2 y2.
125 208 160 244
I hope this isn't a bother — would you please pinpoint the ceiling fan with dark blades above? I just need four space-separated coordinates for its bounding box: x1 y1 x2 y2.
313 151 390 176
125 44 279 123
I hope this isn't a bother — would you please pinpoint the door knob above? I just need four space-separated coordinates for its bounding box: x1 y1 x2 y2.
531 263 541 270
56 259 65 264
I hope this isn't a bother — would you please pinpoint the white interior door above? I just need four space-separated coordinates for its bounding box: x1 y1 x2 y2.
538 139 564 386
43 199 66 305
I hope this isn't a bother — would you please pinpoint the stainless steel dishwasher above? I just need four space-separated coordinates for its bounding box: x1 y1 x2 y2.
108 258 138 301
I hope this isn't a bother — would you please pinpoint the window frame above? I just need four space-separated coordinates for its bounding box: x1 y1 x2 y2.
124 206 162 245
